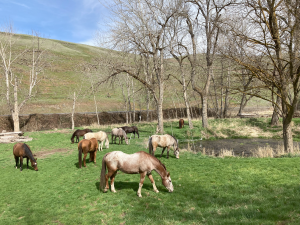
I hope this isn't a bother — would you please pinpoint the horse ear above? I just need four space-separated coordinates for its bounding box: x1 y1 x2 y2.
35 158 37 161
167 172 170 177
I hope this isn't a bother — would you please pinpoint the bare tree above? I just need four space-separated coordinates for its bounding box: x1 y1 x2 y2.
100 0 184 133
0 25 49 131
184 0 235 127
225 0 300 153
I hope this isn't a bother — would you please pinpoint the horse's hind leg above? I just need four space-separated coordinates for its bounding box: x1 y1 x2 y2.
137 172 147 197
104 170 116 192
83 153 87 167
147 173 159 193
20 156 23 171
110 171 118 193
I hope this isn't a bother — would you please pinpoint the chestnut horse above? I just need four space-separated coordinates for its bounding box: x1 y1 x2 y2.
100 151 174 197
71 129 93 143
120 126 139 138
111 128 129 145
13 143 38 171
149 134 179 159
179 119 184 129
78 138 98 168
84 131 109 151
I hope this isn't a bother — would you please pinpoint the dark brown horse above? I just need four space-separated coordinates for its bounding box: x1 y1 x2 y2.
78 138 98 168
179 119 184 129
120 126 139 138
100 151 174 197
71 129 92 143
13 143 38 171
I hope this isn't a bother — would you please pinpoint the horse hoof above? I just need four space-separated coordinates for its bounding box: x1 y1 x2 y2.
137 194 142 197
155 190 159 193
103 188 108 193
112 190 116 193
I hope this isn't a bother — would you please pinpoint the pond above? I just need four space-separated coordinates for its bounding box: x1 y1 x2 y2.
179 138 299 157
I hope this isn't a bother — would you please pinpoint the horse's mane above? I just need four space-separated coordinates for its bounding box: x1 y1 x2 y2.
166 134 178 144
23 144 36 162
149 153 166 170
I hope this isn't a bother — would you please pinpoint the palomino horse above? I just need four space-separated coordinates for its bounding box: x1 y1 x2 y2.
120 126 139 138
13 143 38 171
179 119 184 129
71 129 93 143
100 151 174 197
78 138 98 168
149 134 179 159
111 128 129 145
84 131 109 151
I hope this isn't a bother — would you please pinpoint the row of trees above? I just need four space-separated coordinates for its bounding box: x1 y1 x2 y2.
97 0 300 153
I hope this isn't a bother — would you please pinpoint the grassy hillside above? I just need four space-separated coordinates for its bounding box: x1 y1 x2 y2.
0 33 272 116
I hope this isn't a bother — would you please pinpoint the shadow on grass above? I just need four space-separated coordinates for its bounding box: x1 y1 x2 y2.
74 158 96 168
95 181 155 193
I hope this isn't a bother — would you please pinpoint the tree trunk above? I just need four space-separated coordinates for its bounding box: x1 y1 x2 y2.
238 94 246 115
157 100 164 133
271 93 281 126
71 92 76 130
12 77 20 132
282 115 294 153
201 94 209 128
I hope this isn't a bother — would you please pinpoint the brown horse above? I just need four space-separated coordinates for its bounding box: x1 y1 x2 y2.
13 143 38 171
149 134 179 159
78 138 98 168
111 128 129 145
120 126 139 138
71 129 93 144
84 131 109 151
179 119 184 129
100 151 174 197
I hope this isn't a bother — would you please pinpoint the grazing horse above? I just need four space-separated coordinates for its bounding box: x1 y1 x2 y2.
100 151 174 197
149 134 179 159
120 126 139 138
78 138 98 168
84 131 109 151
71 129 93 143
179 119 184 129
13 143 38 171
111 128 129 145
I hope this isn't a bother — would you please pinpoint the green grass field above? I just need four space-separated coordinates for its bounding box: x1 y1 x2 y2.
0 119 300 224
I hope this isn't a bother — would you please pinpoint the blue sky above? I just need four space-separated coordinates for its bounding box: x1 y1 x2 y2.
0 0 109 46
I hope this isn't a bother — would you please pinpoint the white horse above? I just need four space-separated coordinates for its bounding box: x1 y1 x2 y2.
111 128 129 145
84 131 109 151
149 134 179 159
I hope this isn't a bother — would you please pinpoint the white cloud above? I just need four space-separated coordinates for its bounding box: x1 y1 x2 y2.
11 1 30 9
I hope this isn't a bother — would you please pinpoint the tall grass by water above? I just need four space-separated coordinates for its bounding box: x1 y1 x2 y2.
0 118 299 224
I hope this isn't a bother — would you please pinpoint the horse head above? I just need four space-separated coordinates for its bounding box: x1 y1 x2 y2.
162 172 173 192
31 160 38 171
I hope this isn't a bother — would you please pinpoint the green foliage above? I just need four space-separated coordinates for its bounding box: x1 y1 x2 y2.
1 121 300 224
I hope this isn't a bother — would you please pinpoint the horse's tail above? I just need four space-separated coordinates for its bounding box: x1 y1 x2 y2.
149 136 153 155
78 142 83 168
100 153 108 192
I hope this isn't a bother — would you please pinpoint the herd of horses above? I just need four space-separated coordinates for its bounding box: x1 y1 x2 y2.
13 119 185 197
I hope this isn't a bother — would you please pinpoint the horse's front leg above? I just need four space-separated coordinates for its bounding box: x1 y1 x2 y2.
26 158 29 169
160 147 166 158
167 147 170 159
137 172 147 197
147 173 159 193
